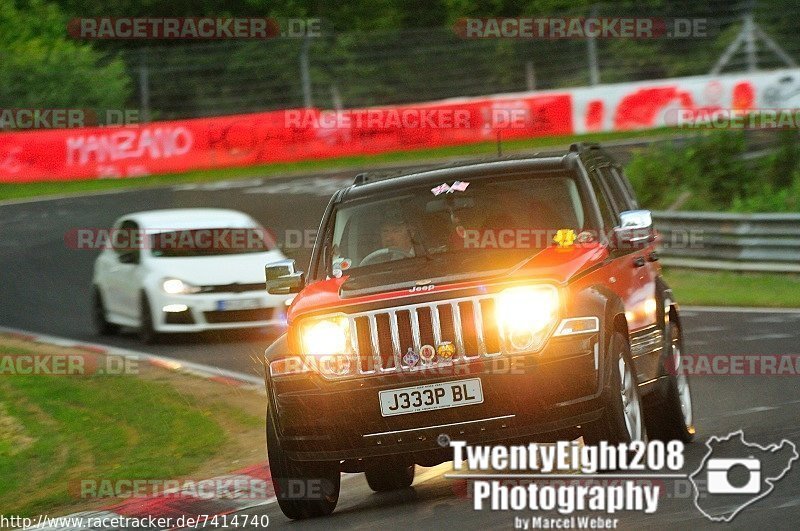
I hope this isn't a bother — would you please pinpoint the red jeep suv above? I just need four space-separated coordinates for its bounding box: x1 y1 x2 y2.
263 143 695 519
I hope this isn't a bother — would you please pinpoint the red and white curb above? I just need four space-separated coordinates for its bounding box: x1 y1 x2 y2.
0 326 276 530
0 325 265 392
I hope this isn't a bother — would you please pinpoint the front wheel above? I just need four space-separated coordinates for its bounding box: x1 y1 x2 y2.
646 323 695 442
92 287 119 336
267 407 340 519
138 293 159 344
364 459 415 492
584 331 647 445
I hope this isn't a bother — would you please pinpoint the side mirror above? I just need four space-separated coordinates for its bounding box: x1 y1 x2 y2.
611 210 655 251
265 259 304 295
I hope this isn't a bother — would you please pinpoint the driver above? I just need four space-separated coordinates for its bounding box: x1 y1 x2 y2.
379 213 415 256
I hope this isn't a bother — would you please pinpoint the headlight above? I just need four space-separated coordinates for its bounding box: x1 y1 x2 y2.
495 285 559 352
161 278 201 295
299 316 349 357
297 316 351 376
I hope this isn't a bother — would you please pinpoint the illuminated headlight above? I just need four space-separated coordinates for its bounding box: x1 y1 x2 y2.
495 285 559 352
161 278 201 295
298 316 352 376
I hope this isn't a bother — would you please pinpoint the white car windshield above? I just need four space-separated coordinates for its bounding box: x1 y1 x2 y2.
149 227 273 257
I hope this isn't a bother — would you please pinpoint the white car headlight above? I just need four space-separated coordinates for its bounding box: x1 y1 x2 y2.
161 278 201 295
495 285 559 352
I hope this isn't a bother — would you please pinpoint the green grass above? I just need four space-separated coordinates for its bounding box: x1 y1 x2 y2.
663 268 800 308
0 128 678 201
0 347 231 518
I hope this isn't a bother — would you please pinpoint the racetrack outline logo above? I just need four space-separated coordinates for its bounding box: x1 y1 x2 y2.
690 430 798 522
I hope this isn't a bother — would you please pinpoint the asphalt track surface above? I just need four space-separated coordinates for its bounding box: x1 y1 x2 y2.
2 172 800 530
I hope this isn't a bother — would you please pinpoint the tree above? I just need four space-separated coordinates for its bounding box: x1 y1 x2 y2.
0 0 130 110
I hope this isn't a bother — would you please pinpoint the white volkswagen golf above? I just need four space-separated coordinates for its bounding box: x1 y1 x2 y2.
92 208 290 342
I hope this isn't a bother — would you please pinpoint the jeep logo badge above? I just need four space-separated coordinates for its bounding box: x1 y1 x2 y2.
409 279 435 293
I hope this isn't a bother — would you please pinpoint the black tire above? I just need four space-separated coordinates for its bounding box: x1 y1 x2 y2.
364 460 415 492
138 293 159 344
645 322 695 442
267 407 340 519
92 287 119 335
584 331 647 445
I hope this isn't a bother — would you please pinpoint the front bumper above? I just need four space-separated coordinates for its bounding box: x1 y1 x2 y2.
269 332 605 461
151 290 290 332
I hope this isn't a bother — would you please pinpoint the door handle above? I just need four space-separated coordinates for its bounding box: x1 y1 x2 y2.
633 256 646 268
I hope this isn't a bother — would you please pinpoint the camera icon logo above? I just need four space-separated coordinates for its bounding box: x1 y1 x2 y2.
706 457 761 494
690 430 798 522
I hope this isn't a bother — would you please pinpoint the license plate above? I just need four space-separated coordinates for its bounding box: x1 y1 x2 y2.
379 378 483 417
216 298 261 311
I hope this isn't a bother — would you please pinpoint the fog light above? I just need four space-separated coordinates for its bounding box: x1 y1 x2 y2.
163 304 189 313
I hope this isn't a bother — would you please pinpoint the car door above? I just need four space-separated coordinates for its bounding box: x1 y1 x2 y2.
587 167 642 324
598 165 662 383
587 166 655 329
602 165 659 330
105 219 143 320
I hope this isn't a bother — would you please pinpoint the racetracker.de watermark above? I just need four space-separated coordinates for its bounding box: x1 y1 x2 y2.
454 17 712 39
668 354 800 376
285 109 470 130
269 354 527 379
670 109 800 129
0 353 137 376
0 109 140 130
68 17 325 40
64 227 276 252
72 477 270 500
283 108 533 130
459 228 704 251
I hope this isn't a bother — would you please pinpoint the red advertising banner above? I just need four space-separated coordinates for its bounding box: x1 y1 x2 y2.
1 68 797 183
0 95 571 183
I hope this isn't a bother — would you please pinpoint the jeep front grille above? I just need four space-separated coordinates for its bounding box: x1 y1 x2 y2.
349 295 503 375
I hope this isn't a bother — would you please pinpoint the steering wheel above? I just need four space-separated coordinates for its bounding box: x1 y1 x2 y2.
359 247 414 266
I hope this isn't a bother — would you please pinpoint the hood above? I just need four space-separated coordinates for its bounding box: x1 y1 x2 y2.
288 243 608 321
146 249 286 285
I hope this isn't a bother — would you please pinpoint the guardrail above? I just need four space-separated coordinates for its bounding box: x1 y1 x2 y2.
653 211 800 273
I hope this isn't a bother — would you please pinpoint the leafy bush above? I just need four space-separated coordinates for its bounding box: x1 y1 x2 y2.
626 130 800 213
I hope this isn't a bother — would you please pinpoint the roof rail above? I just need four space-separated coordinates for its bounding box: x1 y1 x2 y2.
351 152 558 186
352 167 431 185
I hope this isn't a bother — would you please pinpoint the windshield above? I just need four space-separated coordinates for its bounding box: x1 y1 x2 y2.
325 172 592 282
149 227 272 257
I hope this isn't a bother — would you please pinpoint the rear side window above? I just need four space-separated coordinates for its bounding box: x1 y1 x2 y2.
588 171 618 230
606 167 638 210
116 219 141 262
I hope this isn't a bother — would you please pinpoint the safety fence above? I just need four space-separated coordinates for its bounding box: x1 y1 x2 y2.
653 211 800 272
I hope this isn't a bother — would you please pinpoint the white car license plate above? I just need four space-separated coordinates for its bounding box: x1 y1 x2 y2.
216 298 261 311
379 378 483 417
